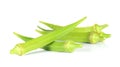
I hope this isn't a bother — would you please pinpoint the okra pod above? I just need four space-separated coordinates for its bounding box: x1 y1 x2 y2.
36 30 111 44
13 32 82 52
43 40 82 52
10 17 86 56
39 21 108 33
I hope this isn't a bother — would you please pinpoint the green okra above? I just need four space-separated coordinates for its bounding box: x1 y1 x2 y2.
10 17 86 56
13 32 82 52
60 32 111 43
13 32 33 42
43 40 82 52
39 21 108 33
36 29 52 35
36 30 111 44
13 32 33 41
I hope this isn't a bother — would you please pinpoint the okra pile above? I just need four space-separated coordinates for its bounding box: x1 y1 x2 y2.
10 17 111 56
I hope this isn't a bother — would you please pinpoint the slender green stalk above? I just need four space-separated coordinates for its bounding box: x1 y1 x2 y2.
39 21 108 33
10 17 87 56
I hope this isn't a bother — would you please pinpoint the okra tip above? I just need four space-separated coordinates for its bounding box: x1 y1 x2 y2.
13 32 24 38
81 16 87 20
13 32 23 37
39 20 46 24
35 29 43 34
13 32 18 35
37 25 47 31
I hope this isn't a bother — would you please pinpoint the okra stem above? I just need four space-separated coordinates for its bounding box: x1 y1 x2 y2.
99 32 111 42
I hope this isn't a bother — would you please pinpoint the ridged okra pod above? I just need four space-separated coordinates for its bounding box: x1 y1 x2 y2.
39 21 108 33
13 32 82 52
43 40 82 52
10 17 86 56
36 30 111 44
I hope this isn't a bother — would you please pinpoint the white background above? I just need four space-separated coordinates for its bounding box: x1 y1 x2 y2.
0 0 120 67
